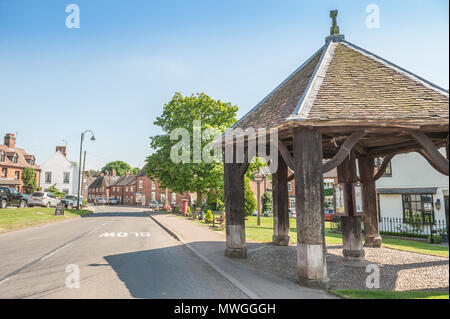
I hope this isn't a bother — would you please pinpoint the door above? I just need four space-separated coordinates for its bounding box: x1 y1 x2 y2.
141 195 145 206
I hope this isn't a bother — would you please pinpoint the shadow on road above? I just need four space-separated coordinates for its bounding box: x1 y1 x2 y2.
83 212 148 218
103 241 250 299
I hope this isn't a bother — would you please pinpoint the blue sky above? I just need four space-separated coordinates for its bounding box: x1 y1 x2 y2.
0 0 448 170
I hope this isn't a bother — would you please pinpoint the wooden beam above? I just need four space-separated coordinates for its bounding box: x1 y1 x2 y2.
409 131 449 175
322 131 367 173
373 154 395 181
417 149 449 176
278 139 294 171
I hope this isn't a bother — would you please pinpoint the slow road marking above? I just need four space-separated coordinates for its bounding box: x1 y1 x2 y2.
99 232 151 237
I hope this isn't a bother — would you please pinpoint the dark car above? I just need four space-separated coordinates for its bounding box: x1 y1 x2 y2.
61 195 82 209
0 187 27 208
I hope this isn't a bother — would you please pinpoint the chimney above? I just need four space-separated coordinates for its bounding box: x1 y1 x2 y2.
112 169 117 177
4 133 15 149
56 146 67 157
125 171 130 176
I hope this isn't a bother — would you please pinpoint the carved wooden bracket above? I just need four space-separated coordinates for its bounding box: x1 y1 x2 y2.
373 154 394 181
323 131 367 173
278 139 294 171
409 130 449 176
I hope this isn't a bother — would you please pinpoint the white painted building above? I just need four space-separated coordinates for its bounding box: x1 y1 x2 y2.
376 148 449 226
39 146 79 195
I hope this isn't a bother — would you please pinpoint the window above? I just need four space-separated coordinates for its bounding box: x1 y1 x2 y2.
14 171 20 179
1 168 6 177
0 152 5 162
139 180 143 189
151 192 156 201
289 197 295 209
45 172 52 184
63 172 70 184
402 194 435 224
63 189 69 194
152 180 156 190
374 157 392 177
12 155 18 163
288 182 292 192
325 196 334 209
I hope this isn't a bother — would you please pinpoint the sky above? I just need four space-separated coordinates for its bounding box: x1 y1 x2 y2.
0 0 448 170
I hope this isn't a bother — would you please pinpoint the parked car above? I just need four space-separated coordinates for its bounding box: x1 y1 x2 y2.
108 197 119 205
324 209 335 221
0 187 28 208
148 200 160 211
94 197 107 205
61 194 82 209
28 192 60 208
262 211 273 217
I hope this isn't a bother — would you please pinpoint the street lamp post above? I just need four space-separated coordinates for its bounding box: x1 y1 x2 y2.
77 130 95 210
253 172 266 226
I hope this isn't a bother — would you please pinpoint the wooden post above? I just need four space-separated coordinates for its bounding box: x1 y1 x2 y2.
338 152 365 258
224 162 247 258
293 128 328 288
272 154 290 246
358 155 382 247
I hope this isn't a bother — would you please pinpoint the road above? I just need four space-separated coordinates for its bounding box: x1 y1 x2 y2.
0 206 247 299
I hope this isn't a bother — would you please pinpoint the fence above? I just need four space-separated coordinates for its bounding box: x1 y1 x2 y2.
330 216 448 246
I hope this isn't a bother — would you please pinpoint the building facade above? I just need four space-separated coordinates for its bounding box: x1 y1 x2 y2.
376 149 449 226
87 174 120 201
39 146 78 194
0 133 41 193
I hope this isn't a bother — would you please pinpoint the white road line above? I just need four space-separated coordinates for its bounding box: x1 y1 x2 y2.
40 243 72 261
0 278 9 286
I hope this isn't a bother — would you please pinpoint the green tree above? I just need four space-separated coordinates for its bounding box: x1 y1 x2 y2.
146 92 238 207
101 161 132 176
244 176 257 217
48 184 66 198
262 191 272 213
22 167 37 194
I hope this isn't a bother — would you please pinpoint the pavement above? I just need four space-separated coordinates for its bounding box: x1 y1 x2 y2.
147 211 336 299
0 205 335 299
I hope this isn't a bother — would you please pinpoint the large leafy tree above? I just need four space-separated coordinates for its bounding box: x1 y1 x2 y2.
146 92 238 207
101 161 135 176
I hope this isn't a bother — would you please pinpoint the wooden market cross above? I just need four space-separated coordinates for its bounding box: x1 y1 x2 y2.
219 10 449 288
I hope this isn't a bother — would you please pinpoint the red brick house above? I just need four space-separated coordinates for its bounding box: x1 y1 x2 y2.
110 174 137 204
87 173 120 201
0 133 41 193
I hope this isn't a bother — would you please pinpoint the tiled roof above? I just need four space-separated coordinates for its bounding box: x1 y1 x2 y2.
88 175 121 188
234 39 448 129
0 145 40 170
111 175 136 186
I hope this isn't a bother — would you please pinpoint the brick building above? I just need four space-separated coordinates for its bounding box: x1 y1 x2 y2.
110 174 137 205
0 133 41 193
87 173 120 201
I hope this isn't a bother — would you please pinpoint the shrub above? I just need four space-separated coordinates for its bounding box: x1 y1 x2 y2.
244 176 257 217
262 191 272 213
204 210 213 223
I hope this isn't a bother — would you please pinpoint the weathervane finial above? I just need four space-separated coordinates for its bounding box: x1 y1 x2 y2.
330 9 340 35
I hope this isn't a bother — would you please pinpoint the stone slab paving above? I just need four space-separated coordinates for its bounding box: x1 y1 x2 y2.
245 244 449 291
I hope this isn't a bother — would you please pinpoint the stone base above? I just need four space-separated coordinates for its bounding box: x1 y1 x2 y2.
224 247 247 258
364 236 382 248
298 276 330 290
343 249 365 259
272 235 290 246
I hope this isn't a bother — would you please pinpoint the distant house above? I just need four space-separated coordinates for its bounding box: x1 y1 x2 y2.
0 133 41 193
87 173 120 201
376 149 449 226
81 172 96 200
110 173 137 204
39 146 78 194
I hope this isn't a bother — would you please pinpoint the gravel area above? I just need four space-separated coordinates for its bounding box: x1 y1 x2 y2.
244 244 449 291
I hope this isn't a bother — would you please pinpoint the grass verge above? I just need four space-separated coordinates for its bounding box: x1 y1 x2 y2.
0 207 92 233
331 289 449 299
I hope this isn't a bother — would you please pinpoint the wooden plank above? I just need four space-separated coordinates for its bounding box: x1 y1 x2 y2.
322 131 367 173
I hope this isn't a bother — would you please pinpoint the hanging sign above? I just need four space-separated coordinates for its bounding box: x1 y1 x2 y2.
333 183 348 216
